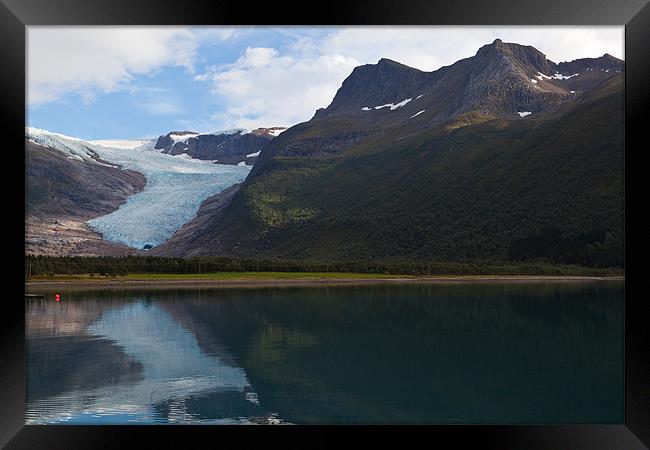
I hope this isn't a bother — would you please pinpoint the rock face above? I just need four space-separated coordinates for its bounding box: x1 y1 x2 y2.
314 39 622 125
314 58 431 118
158 40 624 268
25 139 146 256
154 128 286 165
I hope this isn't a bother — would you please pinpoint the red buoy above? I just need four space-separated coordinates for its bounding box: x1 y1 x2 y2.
55 294 60 302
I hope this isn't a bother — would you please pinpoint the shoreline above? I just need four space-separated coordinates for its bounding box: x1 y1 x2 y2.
25 275 625 291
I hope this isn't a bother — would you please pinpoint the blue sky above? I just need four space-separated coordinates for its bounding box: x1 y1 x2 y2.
27 26 624 140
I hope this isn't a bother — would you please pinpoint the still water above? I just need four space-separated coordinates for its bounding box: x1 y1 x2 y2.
25 282 623 424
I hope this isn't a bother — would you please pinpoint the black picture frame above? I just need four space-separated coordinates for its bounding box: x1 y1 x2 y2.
2 0 648 447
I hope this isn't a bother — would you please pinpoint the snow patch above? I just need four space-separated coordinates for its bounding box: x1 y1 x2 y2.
268 128 285 137
416 94 424 99
364 97 413 111
531 79 538 84
410 110 426 119
551 72 579 80
246 150 261 158
517 111 532 117
169 132 199 144
387 98 412 110
570 90 576 94
536 71 579 81
237 161 247 166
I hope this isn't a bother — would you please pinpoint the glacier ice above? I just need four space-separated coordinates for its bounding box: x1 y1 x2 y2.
89 139 155 149
26 128 251 249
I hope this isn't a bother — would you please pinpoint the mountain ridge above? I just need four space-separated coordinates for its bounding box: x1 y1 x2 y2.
154 40 624 267
313 39 622 125
154 127 287 165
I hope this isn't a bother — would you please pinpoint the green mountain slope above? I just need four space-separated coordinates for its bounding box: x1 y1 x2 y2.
155 43 624 268
156 77 623 267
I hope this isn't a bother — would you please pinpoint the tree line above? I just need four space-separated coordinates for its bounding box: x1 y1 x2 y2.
25 255 622 278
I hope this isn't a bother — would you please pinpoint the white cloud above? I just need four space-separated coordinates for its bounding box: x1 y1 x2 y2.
199 47 360 128
195 26 623 129
27 27 228 106
238 47 280 68
322 26 624 72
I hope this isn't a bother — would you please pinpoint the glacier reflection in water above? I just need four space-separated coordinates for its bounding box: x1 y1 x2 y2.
26 298 277 424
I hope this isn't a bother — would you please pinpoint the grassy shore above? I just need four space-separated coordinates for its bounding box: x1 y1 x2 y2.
27 271 418 282
25 272 624 291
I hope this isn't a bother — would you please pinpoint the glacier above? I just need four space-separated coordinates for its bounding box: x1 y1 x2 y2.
27 128 251 249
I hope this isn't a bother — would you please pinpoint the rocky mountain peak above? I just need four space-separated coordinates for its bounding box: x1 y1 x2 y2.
375 57 411 69
315 57 429 118
475 39 552 74
312 40 623 127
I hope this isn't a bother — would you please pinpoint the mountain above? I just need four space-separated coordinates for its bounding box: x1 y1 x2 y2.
154 127 286 165
25 128 251 255
313 39 621 123
26 129 145 256
154 40 624 268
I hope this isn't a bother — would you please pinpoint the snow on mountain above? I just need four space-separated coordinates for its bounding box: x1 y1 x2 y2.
28 127 100 162
169 132 200 144
267 128 285 137
535 71 580 81
26 128 251 249
90 139 156 150
362 97 413 111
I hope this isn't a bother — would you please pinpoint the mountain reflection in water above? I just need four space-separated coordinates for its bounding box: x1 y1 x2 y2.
26 298 268 424
26 283 623 424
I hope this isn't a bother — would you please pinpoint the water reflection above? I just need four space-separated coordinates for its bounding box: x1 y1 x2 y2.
26 282 623 424
26 299 268 424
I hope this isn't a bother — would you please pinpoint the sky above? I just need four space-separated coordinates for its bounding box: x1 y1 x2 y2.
27 26 624 140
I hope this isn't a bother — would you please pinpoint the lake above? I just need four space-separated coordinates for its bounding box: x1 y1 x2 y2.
25 282 624 424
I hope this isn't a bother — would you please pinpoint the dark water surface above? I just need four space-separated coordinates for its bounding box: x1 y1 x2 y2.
25 282 624 424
